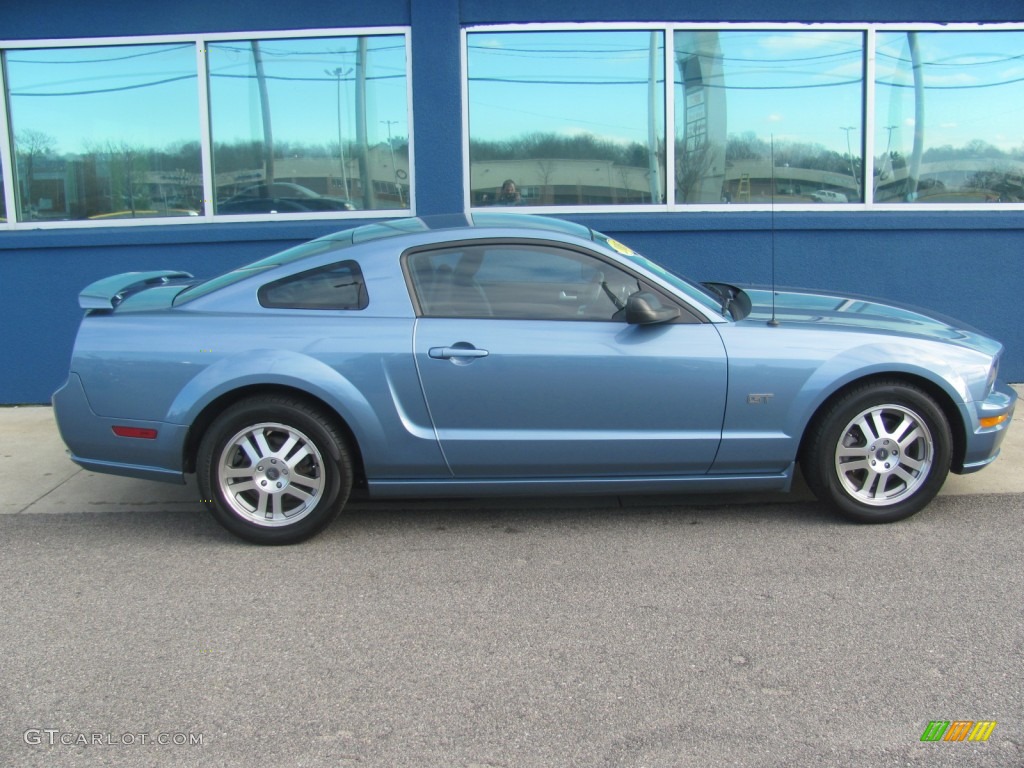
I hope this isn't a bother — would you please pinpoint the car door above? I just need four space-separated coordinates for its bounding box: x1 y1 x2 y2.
406 240 728 478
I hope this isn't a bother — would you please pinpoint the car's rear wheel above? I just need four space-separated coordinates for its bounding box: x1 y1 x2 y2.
197 396 352 544
802 381 952 523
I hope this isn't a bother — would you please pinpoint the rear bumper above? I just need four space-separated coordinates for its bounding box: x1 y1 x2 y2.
957 383 1017 474
52 373 187 484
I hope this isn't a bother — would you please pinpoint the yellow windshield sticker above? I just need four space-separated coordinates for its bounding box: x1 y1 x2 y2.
605 238 636 256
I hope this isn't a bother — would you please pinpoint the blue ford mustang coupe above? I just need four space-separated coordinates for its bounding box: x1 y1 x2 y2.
53 214 1016 544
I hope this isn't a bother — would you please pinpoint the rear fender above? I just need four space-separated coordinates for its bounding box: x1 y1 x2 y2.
166 349 387 449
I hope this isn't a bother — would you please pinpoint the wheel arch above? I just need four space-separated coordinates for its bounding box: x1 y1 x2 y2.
181 383 367 486
797 372 968 474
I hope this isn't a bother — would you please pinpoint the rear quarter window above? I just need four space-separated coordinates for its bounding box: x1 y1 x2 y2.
258 260 369 310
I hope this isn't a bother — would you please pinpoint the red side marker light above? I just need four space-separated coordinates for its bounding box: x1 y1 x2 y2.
112 426 159 439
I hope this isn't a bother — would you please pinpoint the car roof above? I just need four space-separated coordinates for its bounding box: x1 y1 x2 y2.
316 212 597 249
174 213 600 307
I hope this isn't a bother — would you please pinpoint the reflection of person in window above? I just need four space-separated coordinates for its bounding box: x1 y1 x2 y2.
496 179 521 205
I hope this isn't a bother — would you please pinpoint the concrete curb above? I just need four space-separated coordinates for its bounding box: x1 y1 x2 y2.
2 386 1020 516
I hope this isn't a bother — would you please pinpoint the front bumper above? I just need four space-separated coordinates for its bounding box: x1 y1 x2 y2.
958 383 1017 474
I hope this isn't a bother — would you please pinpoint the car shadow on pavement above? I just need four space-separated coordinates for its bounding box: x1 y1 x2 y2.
1 491 844 550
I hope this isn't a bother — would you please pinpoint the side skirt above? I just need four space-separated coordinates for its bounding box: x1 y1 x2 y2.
368 465 795 499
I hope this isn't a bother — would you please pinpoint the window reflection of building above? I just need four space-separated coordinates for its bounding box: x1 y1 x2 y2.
16 150 204 221
214 145 410 213
470 158 659 206
675 31 727 203
14 144 411 220
874 158 1024 203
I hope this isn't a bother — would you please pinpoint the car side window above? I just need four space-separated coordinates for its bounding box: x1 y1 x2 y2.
407 243 641 321
258 260 368 310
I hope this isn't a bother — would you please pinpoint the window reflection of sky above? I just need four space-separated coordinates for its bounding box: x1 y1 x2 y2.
6 44 200 153
207 37 408 149
469 29 1024 156
468 30 864 153
675 31 863 154
468 31 664 148
875 31 1024 154
6 37 409 155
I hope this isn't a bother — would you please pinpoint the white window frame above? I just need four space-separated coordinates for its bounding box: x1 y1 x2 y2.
462 21 1024 214
0 27 415 230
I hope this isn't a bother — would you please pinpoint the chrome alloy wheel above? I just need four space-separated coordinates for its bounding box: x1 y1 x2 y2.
216 422 326 527
834 404 934 507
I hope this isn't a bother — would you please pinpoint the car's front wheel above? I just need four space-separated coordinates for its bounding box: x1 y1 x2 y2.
802 381 952 523
197 396 352 544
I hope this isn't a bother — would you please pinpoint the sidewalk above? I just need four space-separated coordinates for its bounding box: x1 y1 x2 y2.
2 388 1021 516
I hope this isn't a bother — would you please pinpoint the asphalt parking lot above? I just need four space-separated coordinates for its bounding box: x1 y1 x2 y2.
1 401 1022 767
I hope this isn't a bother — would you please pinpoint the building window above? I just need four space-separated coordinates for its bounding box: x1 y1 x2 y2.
5 43 201 222
874 31 1024 204
674 30 864 204
467 30 666 208
465 23 1024 210
208 34 409 215
0 28 411 229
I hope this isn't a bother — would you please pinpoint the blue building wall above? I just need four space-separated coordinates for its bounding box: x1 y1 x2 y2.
2 0 1022 402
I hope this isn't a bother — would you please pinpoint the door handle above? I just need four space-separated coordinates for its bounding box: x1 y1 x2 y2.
428 345 489 360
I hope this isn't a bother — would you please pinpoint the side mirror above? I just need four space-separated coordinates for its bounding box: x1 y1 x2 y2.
625 292 680 325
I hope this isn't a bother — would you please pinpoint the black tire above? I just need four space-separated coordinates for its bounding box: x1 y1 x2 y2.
802 380 952 523
197 396 352 544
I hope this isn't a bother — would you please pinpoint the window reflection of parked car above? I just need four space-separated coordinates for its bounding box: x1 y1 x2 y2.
219 182 357 214
88 208 201 219
810 190 849 203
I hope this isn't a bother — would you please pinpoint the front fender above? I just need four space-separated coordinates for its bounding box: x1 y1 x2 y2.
713 327 990 474
784 340 982 441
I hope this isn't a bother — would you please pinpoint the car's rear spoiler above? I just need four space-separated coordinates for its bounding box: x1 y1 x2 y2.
78 271 194 310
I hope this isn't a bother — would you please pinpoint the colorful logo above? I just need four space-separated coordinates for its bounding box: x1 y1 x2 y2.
920 721 997 742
